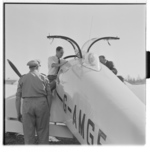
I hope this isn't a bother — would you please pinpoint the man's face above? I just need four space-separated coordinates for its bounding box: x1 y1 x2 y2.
100 56 106 64
57 49 64 58
36 64 41 71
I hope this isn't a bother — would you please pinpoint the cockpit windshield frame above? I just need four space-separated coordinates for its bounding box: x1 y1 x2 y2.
47 35 82 58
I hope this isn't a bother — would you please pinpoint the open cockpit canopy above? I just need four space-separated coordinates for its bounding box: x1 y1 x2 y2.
47 35 120 63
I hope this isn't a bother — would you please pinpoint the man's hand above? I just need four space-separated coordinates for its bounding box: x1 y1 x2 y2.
61 60 68 67
17 114 22 122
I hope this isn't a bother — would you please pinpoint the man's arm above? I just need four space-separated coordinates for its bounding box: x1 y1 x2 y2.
52 61 68 68
16 96 22 121
16 79 22 122
46 80 52 110
111 68 118 75
47 94 52 111
48 56 68 68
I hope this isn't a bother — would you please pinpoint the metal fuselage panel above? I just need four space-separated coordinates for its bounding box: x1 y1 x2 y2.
57 59 145 145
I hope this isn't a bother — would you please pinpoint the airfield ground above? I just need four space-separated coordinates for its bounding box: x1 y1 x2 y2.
4 132 80 145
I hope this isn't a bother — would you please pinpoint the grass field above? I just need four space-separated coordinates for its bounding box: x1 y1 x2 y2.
4 133 80 145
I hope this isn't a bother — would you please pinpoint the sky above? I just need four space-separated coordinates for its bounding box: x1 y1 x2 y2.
1 1 150 151
5 3 146 79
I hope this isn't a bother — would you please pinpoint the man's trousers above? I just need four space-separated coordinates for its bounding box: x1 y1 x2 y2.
22 97 50 144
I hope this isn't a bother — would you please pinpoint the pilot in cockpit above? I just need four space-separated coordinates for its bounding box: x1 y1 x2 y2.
47 46 68 90
99 55 124 82
99 55 107 65
99 55 117 74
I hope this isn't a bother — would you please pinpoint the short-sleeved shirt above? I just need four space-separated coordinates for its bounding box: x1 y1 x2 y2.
48 56 60 75
16 71 51 98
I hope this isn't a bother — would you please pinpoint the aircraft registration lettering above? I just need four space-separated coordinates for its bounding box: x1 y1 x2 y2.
97 129 107 145
72 104 107 145
62 94 107 145
79 110 85 139
62 94 72 114
87 119 95 145
73 105 77 129
63 94 67 113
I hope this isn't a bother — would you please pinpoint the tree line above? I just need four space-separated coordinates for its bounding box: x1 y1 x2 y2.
125 75 146 85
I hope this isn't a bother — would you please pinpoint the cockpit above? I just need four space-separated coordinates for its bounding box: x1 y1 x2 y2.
47 35 119 72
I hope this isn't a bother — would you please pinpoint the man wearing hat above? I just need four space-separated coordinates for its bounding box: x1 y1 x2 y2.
16 59 51 144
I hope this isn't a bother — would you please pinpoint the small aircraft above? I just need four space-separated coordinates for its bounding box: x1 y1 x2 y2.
5 35 145 145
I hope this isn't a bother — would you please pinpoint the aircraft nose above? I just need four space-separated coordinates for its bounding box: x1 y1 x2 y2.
82 66 145 144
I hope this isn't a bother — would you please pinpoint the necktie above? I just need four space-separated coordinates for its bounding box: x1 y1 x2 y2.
57 58 60 74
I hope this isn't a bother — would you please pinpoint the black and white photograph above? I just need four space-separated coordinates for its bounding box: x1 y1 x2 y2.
2 0 149 147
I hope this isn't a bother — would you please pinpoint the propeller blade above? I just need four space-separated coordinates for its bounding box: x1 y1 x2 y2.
7 59 22 78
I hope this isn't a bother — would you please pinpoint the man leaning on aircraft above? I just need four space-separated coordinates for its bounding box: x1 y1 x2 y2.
16 60 51 144
99 55 124 82
47 46 68 90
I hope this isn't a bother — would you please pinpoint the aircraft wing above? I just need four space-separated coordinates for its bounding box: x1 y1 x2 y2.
5 79 18 85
